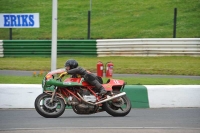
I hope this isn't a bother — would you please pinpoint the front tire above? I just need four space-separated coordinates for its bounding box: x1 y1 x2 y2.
103 93 131 117
35 93 65 118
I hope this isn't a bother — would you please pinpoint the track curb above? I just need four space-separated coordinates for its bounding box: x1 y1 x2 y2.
0 84 199 108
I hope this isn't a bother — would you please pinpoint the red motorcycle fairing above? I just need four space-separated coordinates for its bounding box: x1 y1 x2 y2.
64 78 125 91
103 79 125 91
64 78 90 86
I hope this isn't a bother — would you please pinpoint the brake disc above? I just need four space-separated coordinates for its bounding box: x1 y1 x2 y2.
43 98 58 110
112 97 124 107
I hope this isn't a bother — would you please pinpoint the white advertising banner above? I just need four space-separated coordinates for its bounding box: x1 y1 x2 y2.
0 13 40 28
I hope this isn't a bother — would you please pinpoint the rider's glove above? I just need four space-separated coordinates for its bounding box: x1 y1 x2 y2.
59 72 68 78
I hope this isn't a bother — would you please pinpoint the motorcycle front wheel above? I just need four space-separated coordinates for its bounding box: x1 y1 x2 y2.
103 92 131 117
35 93 65 118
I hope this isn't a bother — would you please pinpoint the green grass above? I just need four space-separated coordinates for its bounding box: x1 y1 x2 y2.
0 56 199 84
0 75 199 85
0 56 200 75
0 0 199 39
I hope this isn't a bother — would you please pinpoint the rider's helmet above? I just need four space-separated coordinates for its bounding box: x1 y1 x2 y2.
64 59 78 70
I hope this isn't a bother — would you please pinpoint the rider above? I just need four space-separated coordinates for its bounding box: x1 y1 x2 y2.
63 59 107 95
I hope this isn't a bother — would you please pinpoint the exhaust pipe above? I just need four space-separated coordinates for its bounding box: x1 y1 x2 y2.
77 93 95 105
77 92 126 106
95 92 126 105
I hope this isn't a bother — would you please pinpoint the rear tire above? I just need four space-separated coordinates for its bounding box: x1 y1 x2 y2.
35 93 65 118
103 93 131 117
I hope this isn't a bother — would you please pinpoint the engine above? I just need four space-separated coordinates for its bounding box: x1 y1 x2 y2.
67 88 98 114
80 88 97 103
83 95 97 102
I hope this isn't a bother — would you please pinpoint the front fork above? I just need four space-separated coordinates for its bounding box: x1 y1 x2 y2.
50 86 58 103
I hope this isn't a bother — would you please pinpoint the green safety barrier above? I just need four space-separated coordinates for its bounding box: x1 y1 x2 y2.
123 85 149 108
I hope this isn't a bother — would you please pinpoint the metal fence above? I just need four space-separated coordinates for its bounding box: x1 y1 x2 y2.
0 40 3 57
96 38 200 56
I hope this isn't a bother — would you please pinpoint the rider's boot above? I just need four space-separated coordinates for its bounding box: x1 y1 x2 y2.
99 86 107 95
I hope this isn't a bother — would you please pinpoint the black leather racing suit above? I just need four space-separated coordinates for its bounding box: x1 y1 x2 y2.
67 67 104 92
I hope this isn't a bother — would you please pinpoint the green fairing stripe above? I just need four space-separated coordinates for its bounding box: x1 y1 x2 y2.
122 85 149 108
45 79 82 87
45 79 65 87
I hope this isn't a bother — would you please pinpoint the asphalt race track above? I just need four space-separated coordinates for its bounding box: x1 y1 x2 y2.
0 108 199 133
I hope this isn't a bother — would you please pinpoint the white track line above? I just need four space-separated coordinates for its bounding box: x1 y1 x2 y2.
1 127 200 131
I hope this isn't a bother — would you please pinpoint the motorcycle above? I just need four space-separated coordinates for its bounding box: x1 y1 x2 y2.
34 68 131 118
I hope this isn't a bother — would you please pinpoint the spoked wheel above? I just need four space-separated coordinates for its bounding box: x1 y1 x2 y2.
34 93 65 118
103 92 131 117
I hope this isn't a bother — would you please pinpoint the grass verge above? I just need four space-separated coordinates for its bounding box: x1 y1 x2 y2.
0 75 199 85
0 56 200 75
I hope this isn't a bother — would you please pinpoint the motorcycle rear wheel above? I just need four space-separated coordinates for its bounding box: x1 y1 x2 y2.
35 93 65 118
103 92 131 117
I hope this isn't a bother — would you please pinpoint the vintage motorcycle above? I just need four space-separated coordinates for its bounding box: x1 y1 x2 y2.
34 68 131 118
